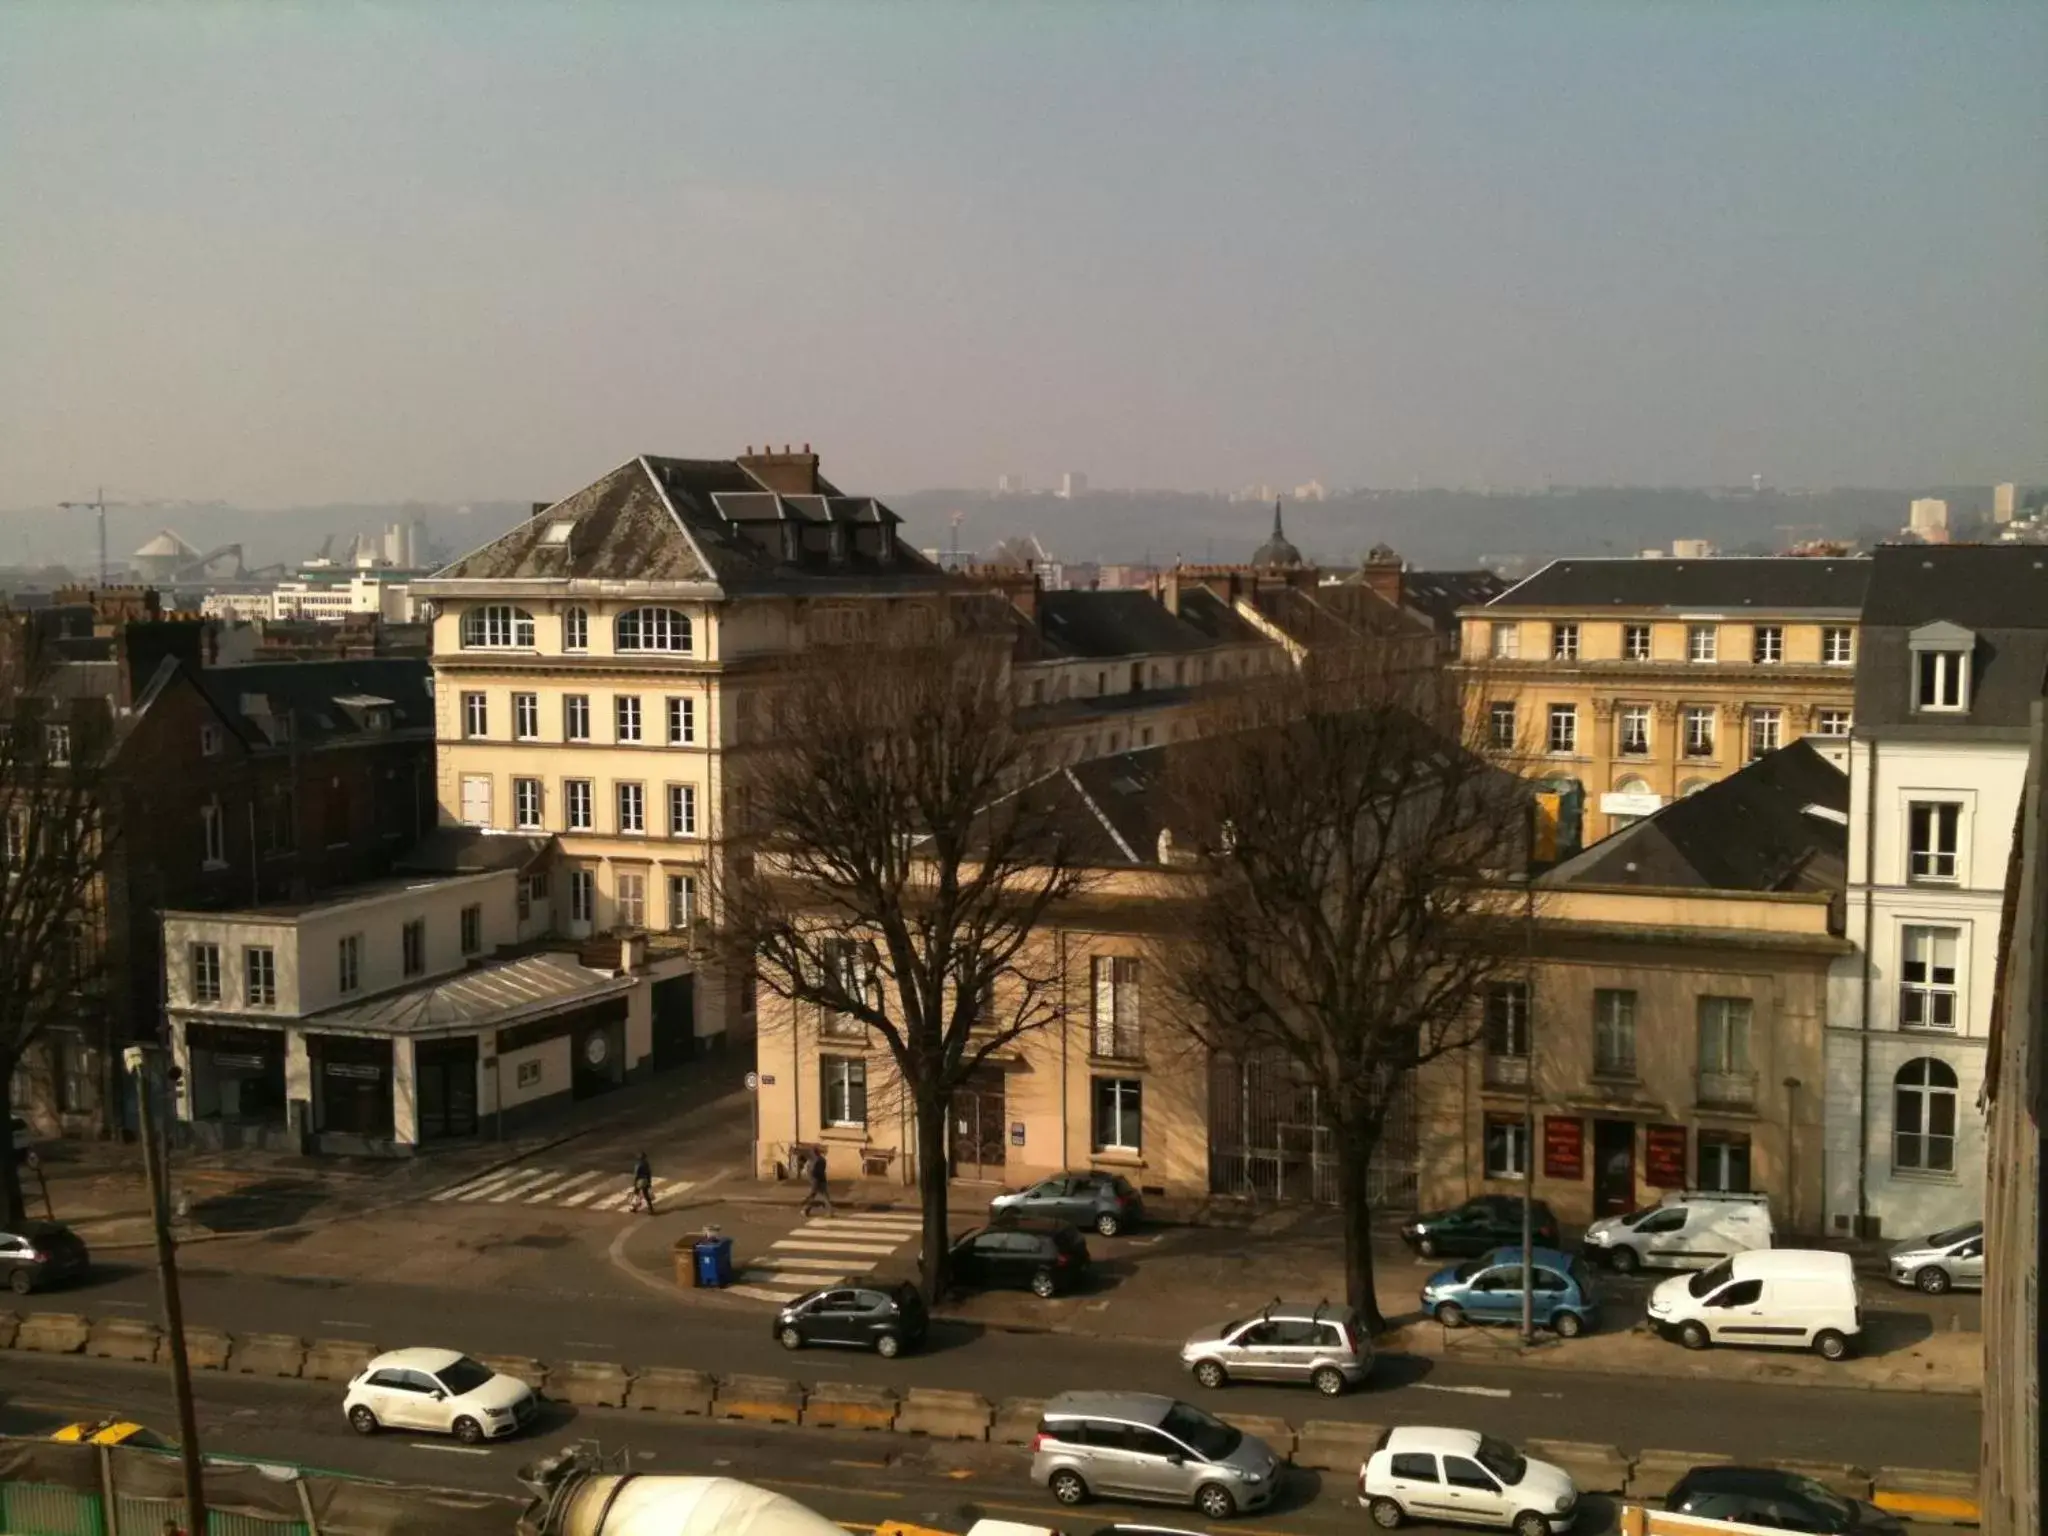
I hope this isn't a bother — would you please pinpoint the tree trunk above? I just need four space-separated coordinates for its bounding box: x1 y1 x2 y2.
1335 1118 1384 1334
914 1087 951 1304
0 1137 26 1230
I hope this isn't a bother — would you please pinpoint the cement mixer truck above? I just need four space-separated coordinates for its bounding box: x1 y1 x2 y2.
517 1446 850 1536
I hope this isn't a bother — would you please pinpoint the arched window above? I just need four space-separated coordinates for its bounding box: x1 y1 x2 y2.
459 605 535 650
1893 1057 1958 1172
615 607 693 653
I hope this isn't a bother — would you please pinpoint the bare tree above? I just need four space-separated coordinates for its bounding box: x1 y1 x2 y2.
0 627 119 1227
1158 646 1531 1333
723 616 1089 1301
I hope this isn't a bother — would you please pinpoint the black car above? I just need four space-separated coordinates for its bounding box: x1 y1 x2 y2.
773 1282 928 1357
1667 1466 1906 1534
948 1218 1090 1297
1400 1196 1561 1259
1 1221 90 1295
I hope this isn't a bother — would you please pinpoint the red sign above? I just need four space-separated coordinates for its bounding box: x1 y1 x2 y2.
1542 1116 1584 1181
1645 1124 1689 1188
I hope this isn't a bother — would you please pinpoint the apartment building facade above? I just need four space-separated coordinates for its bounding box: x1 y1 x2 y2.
1457 557 1868 847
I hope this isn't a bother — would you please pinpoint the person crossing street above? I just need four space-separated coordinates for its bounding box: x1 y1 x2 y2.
630 1152 655 1213
800 1143 835 1217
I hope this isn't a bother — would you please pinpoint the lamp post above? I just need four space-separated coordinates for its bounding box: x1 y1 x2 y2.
1520 875 1537 1347
1782 1076 1803 1234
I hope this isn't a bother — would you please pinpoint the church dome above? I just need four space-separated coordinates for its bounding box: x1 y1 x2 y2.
1251 500 1305 568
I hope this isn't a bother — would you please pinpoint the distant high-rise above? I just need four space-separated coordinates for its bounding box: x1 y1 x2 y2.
1993 482 2017 522
1058 471 1088 499
1909 497 1950 533
1294 479 1328 503
996 473 1025 495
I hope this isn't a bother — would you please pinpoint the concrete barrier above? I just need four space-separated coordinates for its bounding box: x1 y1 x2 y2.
84 1317 162 1364
478 1355 548 1394
992 1397 1046 1446
1769 1460 1871 1501
893 1387 991 1441
1626 1449 1726 1503
303 1338 379 1384
1291 1419 1385 1472
714 1373 806 1425
0 1310 18 1349
802 1381 899 1432
231 1333 307 1379
182 1326 233 1372
1873 1468 1980 1527
15 1312 90 1355
1218 1412 1296 1462
551 1361 632 1409
626 1366 716 1417
1526 1439 1632 1496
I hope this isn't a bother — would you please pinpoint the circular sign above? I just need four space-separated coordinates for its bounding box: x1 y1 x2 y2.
583 1033 610 1068
744 1071 760 1091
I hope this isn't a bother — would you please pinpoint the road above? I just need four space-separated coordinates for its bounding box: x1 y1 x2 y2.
50 1260 1981 1472
0 1356 1951 1536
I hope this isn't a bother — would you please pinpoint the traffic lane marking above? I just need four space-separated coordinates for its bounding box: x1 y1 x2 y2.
408 1442 493 1455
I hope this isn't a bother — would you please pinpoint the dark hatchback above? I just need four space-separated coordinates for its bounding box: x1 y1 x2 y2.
1668 1466 1905 1534
1399 1196 1561 1259
2 1221 91 1295
774 1282 928 1357
948 1219 1091 1298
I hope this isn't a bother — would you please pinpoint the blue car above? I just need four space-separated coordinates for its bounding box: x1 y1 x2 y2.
1421 1245 1601 1337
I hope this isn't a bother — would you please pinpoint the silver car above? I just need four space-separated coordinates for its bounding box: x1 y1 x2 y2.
1179 1300 1372 1396
1031 1390 1282 1521
1886 1220 1984 1294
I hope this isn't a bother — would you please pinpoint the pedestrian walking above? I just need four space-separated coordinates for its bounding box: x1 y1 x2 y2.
631 1151 655 1214
800 1143 835 1217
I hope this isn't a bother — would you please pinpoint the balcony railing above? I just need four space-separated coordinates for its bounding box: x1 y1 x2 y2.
1482 1053 1530 1090
1091 1025 1143 1062
1696 1069 1758 1108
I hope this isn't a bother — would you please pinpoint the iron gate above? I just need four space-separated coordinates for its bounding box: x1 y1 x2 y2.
1207 1054 1418 1210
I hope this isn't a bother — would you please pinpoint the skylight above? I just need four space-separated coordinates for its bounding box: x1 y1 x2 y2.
542 520 577 546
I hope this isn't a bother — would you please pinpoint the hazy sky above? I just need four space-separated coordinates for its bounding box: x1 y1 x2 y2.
5 2 2044 508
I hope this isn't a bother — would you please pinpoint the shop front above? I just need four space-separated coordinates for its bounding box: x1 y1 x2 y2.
183 1023 292 1151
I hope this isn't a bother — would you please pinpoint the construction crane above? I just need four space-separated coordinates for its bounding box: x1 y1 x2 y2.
56 488 128 586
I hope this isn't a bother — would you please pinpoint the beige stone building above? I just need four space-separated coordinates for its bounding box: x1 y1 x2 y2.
1456 556 1868 848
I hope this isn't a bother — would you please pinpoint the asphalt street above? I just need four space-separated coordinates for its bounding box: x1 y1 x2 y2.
45 1262 1981 1472
0 1356 1950 1536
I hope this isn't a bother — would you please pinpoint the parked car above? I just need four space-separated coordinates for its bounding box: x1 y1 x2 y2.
0 1221 89 1295
947 1219 1091 1298
1358 1425 1578 1534
1401 1197 1559 1259
343 1348 538 1443
1421 1247 1600 1338
1582 1191 1774 1274
991 1172 1144 1238
10 1113 34 1159
1179 1300 1372 1395
775 1282 927 1356
1645 1249 1860 1359
1032 1390 1283 1521
51 1420 175 1449
1885 1220 1984 1295
945 1523 1210 1536
1666 1465 1906 1534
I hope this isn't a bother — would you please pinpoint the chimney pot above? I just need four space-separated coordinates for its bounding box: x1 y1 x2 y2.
802 442 811 453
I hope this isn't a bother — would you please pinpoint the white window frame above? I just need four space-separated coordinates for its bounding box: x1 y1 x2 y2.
1687 625 1719 663
568 868 595 924
1593 988 1637 1078
564 695 591 742
565 779 593 831
513 777 543 830
1551 623 1580 660
1487 701 1516 751
1623 624 1652 661
461 691 488 739
244 946 277 1008
1683 706 1716 758
667 783 697 837
616 782 645 835
459 775 492 828
822 1055 868 1128
1546 703 1577 755
1490 622 1520 660
614 872 645 930
1752 626 1783 664
667 696 696 746
460 605 535 650
513 692 539 741
667 873 696 930
1483 1115 1528 1180
1747 707 1782 760
1892 1057 1958 1174
1091 955 1142 1059
615 695 642 744
1906 800 1962 884
1822 627 1854 666
1898 924 1961 1031
562 607 589 652
1092 1076 1142 1153
190 942 221 1003
1618 705 1651 756
1915 650 1969 713
615 607 694 654
1816 708 1852 738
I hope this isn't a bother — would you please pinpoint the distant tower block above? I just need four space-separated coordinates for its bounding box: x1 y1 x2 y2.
1993 483 2017 523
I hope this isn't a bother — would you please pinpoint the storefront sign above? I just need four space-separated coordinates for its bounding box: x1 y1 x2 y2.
1542 1116 1584 1181
322 1062 383 1081
1645 1124 1689 1188
212 1053 267 1073
1010 1121 1026 1146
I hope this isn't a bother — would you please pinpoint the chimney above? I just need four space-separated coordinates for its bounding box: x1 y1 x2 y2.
738 445 822 495
1159 567 1183 616
1361 544 1404 608
531 502 551 520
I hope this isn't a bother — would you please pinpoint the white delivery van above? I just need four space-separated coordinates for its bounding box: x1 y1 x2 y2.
1644 1248 1860 1359
1582 1190 1773 1273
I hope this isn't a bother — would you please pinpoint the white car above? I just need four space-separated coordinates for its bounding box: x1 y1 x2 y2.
1359 1426 1578 1535
1581 1191 1773 1274
343 1348 537 1443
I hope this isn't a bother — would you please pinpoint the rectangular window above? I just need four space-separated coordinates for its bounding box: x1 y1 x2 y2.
1483 1114 1528 1180
569 868 595 924
1916 650 1968 712
1696 996 1754 1105
1092 1077 1142 1152
667 873 696 929
1619 705 1651 756
263 785 296 854
1816 708 1852 738
667 696 696 746
513 692 539 740
1551 623 1580 660
1487 701 1516 751
615 872 644 930
460 903 482 955
1683 706 1715 758
1747 707 1782 760
460 775 492 828
461 691 487 738
667 784 697 837
516 1060 542 1089
563 608 588 651
1483 981 1528 1057
564 695 591 742
200 722 222 756
822 1055 868 1128
402 918 425 978
513 777 543 830
245 946 277 1007
1899 925 1960 1030
1907 801 1961 883
190 943 221 1003
1091 956 1141 1059
201 798 226 867
1547 703 1577 754
1752 625 1783 664
565 780 593 831
615 695 642 743
45 723 70 767
338 933 361 994
1823 627 1854 666
1593 989 1637 1078
1687 625 1718 663
1697 1131 1752 1193
58 1035 98 1115
617 782 645 834
1490 622 1520 660
1623 624 1652 661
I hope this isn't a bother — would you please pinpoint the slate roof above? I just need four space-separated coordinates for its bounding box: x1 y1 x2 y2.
1856 545 2048 732
1542 739 1848 894
1488 556 1870 612
192 658 434 750
1400 570 1508 633
1016 746 1178 867
1035 590 1219 658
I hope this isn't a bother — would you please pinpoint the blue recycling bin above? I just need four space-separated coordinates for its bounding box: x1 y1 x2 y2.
693 1235 735 1289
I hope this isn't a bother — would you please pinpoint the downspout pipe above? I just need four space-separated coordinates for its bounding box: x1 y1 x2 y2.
1855 736 1878 1233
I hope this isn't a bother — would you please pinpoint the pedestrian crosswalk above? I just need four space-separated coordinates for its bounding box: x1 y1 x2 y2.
727 1210 926 1305
426 1165 696 1211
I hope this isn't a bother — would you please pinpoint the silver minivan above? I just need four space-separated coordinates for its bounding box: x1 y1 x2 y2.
1180 1300 1372 1395
1031 1390 1282 1521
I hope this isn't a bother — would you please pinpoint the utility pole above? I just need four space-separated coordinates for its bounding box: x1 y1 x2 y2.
1520 871 1537 1347
125 1045 207 1534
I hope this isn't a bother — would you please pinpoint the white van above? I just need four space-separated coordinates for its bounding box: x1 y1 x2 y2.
1581 1190 1773 1273
1645 1248 1860 1359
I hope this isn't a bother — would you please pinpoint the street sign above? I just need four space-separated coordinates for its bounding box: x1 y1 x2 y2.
744 1071 760 1091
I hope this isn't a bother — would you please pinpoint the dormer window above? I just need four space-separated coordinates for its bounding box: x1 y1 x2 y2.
1908 621 1974 714
542 520 577 545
